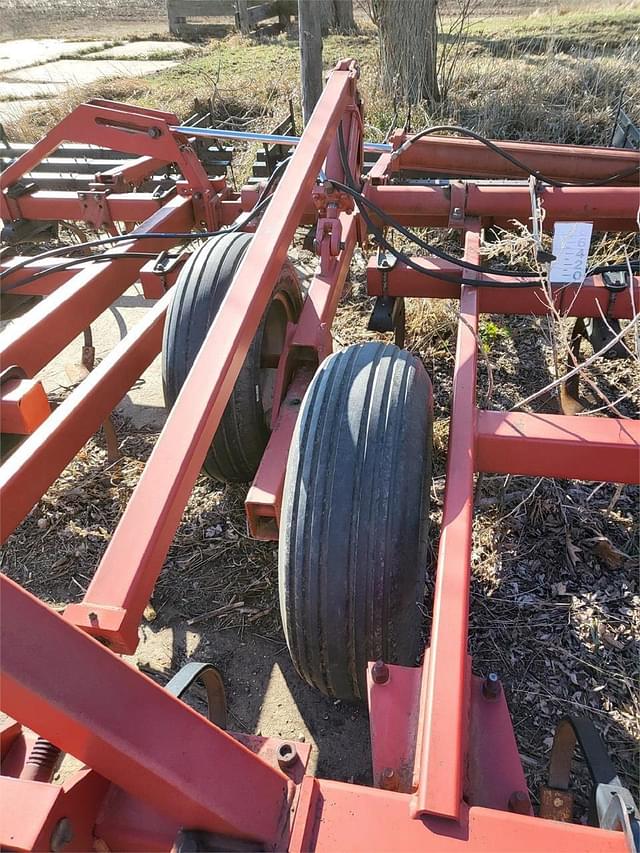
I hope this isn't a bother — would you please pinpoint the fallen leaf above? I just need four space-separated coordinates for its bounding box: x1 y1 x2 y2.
585 536 629 569
143 603 157 622
565 531 582 568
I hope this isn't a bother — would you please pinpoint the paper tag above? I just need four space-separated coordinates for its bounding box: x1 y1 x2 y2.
548 221 593 284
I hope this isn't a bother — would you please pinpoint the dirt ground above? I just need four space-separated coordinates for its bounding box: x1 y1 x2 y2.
1 0 639 822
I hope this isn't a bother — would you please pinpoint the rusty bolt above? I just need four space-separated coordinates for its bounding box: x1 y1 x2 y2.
508 790 530 815
371 659 389 685
380 767 399 791
88 611 98 625
50 818 73 852
482 672 501 700
276 741 297 770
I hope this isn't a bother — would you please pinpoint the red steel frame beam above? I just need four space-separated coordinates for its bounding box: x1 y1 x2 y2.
245 211 358 538
0 195 193 378
414 224 482 819
1 581 628 853
63 60 361 653
365 184 639 231
366 258 640 319
476 411 640 484
7 192 170 224
389 130 640 185
1 257 102 296
0 290 172 541
0 575 290 845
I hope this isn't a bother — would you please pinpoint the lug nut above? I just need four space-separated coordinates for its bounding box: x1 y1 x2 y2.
482 672 501 700
508 790 530 815
276 741 297 770
371 659 389 685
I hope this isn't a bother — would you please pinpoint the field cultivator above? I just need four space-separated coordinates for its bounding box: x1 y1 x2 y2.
1 59 639 852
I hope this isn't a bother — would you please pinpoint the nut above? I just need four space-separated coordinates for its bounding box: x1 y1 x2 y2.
508 790 530 815
482 672 501 700
371 659 389 685
276 741 297 770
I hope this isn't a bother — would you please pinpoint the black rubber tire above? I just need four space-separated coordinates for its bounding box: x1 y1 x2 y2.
162 232 302 483
279 342 433 701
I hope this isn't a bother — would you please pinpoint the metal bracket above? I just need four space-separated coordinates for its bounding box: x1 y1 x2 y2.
6 179 37 199
368 249 405 345
76 190 112 229
448 180 467 229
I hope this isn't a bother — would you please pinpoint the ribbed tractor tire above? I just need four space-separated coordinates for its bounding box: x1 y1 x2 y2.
278 342 433 701
162 232 302 483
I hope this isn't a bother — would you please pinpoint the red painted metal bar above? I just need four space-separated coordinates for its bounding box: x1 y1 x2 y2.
0 575 290 844
4 191 168 224
366 258 640 320
288 778 627 852
0 291 172 542
0 195 192 378
389 130 640 185
366 184 639 230
476 411 640 484
0 378 50 435
246 212 358 539
0 257 96 295
413 225 481 820
63 61 360 653
246 372 312 540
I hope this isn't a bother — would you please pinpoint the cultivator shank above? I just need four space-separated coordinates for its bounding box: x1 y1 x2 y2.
1 58 639 851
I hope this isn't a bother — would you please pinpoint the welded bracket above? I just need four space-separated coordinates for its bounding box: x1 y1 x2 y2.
368 249 405 346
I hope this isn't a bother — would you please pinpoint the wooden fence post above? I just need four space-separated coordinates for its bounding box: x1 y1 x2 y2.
298 0 323 125
236 0 250 34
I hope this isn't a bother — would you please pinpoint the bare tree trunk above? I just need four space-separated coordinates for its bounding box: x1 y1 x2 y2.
319 0 355 34
334 0 356 31
373 0 439 106
298 0 323 125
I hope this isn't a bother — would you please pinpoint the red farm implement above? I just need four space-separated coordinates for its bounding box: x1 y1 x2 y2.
1 58 639 852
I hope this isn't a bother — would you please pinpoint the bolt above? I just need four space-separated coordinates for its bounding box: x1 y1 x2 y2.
371 659 389 685
276 741 297 770
193 192 202 201
88 611 98 625
508 790 530 815
482 672 501 700
553 796 563 808
451 206 463 219
380 767 399 791
289 397 302 407
148 126 161 139
50 818 73 852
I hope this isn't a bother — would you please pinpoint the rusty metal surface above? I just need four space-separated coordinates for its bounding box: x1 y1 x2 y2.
540 787 574 822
